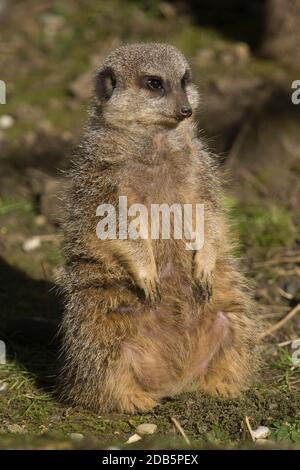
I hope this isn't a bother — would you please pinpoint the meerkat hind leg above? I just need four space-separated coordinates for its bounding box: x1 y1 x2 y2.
110 358 158 413
198 312 254 398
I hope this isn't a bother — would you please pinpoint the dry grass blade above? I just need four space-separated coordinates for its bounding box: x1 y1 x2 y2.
260 302 300 339
254 255 300 268
170 417 191 446
244 416 255 442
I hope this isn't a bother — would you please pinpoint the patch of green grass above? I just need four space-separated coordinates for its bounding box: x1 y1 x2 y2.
42 243 64 267
1 357 300 448
173 26 226 57
224 196 297 255
272 422 300 444
205 426 232 445
1 344 300 448
0 194 63 277
0 202 31 233
246 57 283 79
269 346 300 391
0 197 33 217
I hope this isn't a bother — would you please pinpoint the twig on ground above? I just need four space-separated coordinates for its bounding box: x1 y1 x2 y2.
40 262 48 282
273 268 300 277
254 255 300 268
244 416 255 442
278 339 293 347
260 302 300 339
170 417 191 446
277 287 294 300
263 309 291 319
39 234 61 242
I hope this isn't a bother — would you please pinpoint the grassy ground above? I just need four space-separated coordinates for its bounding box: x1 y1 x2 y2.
0 194 299 449
0 0 300 450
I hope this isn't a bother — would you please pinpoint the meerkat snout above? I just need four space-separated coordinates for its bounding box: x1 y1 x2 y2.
177 105 193 121
93 43 199 128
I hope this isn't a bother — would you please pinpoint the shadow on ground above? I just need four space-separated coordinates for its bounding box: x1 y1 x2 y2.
0 257 63 390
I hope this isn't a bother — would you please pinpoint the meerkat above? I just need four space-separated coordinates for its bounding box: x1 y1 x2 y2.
59 43 260 414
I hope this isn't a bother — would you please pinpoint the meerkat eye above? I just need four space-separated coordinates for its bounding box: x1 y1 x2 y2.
181 70 192 89
145 76 164 92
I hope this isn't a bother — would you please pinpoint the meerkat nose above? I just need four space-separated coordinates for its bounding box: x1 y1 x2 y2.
180 106 192 119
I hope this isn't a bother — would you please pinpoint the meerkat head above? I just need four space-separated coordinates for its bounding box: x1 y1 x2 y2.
94 43 199 129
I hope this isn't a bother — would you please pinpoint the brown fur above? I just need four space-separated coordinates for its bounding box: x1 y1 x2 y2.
59 43 260 413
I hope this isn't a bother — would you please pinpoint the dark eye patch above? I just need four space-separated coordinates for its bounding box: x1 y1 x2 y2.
139 75 165 94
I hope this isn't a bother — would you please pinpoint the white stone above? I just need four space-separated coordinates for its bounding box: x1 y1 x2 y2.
0 115 14 129
0 382 8 392
252 426 271 440
69 433 84 442
125 433 142 444
136 423 157 435
35 215 46 227
22 236 41 252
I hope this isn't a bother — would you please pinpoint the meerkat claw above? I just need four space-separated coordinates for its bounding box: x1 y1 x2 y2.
140 276 161 304
195 271 213 302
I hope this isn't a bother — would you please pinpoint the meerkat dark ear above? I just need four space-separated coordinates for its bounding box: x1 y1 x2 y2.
95 67 117 101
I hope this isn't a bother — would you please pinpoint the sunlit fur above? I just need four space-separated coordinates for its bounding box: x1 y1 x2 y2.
59 43 260 414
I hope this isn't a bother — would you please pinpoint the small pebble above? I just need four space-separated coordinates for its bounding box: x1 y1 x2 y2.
0 115 14 129
252 426 271 440
22 236 41 252
35 215 47 227
125 433 142 444
0 382 8 392
49 414 62 423
69 433 84 442
39 425 49 435
136 423 157 435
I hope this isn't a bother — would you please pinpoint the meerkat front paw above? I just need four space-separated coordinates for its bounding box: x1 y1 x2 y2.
201 378 242 398
136 272 161 304
193 252 216 302
194 267 214 302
